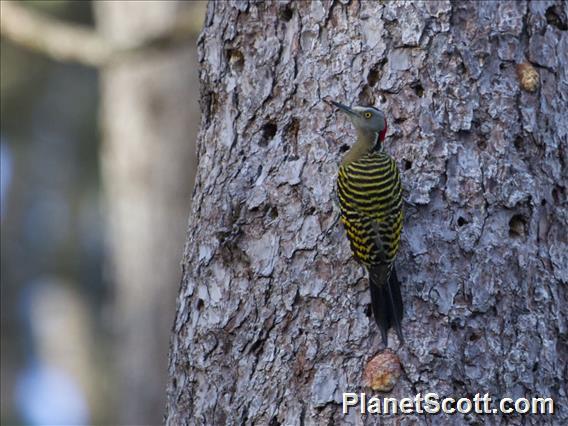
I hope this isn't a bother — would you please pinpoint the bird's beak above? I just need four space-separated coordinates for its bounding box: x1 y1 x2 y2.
330 101 357 117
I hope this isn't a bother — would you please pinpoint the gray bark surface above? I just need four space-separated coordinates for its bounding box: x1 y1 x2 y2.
167 1 567 424
95 2 199 424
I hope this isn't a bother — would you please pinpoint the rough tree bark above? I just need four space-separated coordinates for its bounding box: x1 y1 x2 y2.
95 2 199 424
167 1 567 424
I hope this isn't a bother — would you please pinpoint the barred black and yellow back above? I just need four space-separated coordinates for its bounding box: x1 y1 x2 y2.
337 152 403 266
337 150 404 345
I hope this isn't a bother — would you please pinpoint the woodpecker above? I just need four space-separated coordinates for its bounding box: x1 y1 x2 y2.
331 100 404 346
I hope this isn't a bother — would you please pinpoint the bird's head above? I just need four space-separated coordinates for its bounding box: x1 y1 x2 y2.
330 101 388 143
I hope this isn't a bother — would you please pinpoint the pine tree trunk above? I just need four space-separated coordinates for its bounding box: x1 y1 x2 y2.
167 1 567 424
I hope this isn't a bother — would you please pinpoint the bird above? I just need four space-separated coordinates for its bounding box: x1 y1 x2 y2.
330 100 404 346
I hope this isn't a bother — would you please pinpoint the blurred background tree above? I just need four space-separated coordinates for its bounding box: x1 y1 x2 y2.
1 1 205 424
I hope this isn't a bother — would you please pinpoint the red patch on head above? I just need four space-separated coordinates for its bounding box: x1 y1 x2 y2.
379 118 388 142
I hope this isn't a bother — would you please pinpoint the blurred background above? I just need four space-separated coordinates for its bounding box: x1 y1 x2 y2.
1 1 206 424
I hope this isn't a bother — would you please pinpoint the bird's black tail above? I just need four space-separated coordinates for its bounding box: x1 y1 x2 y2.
369 265 404 346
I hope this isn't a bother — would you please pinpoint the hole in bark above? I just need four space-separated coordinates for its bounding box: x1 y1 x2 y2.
394 117 407 124
269 417 281 426
404 160 413 170
367 66 380 87
509 214 527 238
367 59 386 87
196 299 204 311
532 362 539 372
468 332 480 342
172 377 177 388
365 304 373 318
499 62 506 70
227 49 245 72
540 199 546 206
305 206 315 215
411 81 424 97
339 143 350 154
513 136 524 152
260 122 277 146
457 217 468 227
256 165 263 180
451 322 459 331
264 204 279 219
546 6 568 31
269 206 279 219
279 5 294 22
477 138 487 150
552 185 564 205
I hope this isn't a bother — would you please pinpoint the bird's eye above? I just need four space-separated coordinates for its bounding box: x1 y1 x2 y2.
364 112 372 119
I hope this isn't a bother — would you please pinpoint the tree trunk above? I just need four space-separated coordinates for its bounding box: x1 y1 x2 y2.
167 1 567 424
95 2 199 424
